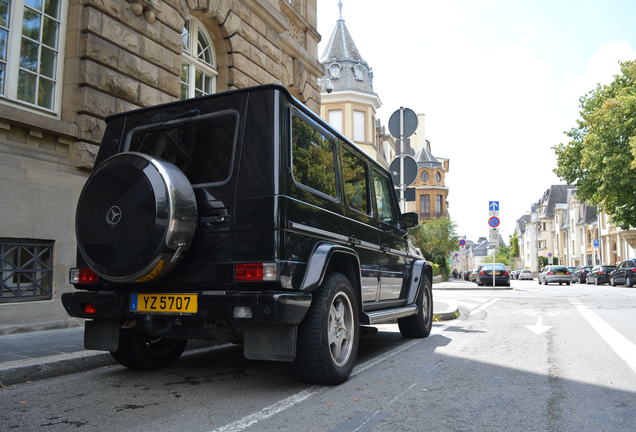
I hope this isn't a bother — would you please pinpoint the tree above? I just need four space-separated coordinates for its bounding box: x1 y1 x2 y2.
554 60 636 229
494 245 512 267
410 217 458 276
510 232 520 257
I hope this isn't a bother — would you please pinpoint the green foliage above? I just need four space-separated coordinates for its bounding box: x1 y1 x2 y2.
409 217 458 269
554 60 636 229
494 245 512 267
431 263 441 276
538 256 548 269
510 232 520 257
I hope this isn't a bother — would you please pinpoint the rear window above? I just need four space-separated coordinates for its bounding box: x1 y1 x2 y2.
126 110 238 186
602 266 616 271
551 266 568 272
482 263 506 270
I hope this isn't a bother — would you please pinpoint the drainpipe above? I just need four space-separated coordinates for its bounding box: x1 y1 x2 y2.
597 210 604 265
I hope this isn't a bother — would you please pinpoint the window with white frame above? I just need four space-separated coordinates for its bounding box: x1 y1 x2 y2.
180 18 217 99
353 110 365 142
1 0 63 111
328 109 342 133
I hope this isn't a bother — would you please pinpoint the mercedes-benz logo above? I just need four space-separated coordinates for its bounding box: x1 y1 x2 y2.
105 205 122 226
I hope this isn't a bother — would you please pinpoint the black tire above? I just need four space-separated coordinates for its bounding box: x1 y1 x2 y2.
110 329 186 370
398 274 433 338
293 273 359 385
566 282 570 286
538 278 542 285
611 277 616 287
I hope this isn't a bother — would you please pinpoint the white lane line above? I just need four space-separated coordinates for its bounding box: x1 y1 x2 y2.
569 298 636 374
211 387 320 432
211 325 455 432
468 297 500 316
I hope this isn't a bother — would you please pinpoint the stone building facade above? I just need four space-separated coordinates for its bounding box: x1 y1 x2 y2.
0 0 322 332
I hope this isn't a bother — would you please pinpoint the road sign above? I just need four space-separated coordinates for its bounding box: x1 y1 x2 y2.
489 201 499 211
488 216 500 228
489 228 499 245
459 239 466 246
548 253 553 257
389 155 417 187
388 108 418 138
593 239 599 247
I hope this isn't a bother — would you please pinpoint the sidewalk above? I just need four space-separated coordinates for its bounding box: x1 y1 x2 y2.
0 298 460 386
433 278 513 290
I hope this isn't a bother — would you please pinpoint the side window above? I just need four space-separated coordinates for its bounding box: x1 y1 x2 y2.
373 171 398 226
291 112 337 198
341 147 370 214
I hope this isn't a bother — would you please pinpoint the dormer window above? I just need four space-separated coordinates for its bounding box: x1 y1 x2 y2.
328 62 341 79
353 63 364 81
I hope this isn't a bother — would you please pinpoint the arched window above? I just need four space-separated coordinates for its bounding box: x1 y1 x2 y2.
180 18 217 99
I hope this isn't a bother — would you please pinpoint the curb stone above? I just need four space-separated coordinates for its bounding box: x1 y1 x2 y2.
432 300 460 322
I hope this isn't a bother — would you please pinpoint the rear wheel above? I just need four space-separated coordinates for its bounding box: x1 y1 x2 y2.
627 277 633 288
293 273 359 385
110 329 186 370
398 274 433 338
595 277 600 285
611 277 617 286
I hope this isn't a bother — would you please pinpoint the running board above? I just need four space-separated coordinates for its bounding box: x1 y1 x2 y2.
362 304 417 325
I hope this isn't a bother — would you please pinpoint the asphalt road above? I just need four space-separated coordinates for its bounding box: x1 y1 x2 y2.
2 280 635 431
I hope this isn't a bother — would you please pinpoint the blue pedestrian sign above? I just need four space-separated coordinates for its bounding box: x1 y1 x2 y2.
488 216 500 228
593 239 599 247
489 201 499 211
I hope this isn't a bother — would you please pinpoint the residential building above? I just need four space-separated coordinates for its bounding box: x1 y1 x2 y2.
0 0 322 331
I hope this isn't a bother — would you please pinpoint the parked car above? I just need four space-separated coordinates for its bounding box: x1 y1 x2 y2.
60 84 433 385
464 270 472 281
567 266 577 276
586 265 616 285
510 270 521 280
571 266 593 283
477 263 510 287
518 270 533 280
609 259 636 287
538 265 571 285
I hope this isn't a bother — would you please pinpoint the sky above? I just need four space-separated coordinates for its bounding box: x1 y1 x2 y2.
316 0 636 242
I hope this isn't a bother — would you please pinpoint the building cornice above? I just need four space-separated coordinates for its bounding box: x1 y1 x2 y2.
320 89 381 109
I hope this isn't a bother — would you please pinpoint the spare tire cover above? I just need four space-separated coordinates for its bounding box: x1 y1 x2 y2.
76 152 197 283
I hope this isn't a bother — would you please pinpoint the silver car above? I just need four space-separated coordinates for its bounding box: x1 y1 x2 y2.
518 270 533 280
538 265 571 285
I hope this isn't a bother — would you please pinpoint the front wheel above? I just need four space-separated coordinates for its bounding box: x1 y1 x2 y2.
293 273 359 385
627 277 633 288
399 274 433 338
611 277 617 287
110 329 186 370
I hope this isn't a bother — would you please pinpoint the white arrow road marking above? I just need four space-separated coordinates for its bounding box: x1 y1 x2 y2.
525 316 552 334
570 298 636 374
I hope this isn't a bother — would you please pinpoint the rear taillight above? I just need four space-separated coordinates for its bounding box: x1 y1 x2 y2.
82 303 97 314
69 268 99 284
479 271 485 276
598 271 605 275
566 272 570 275
504 271 509 276
548 272 555 275
631 268 636 272
234 263 277 282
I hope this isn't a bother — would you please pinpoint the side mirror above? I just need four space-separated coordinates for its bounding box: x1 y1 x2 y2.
401 212 419 229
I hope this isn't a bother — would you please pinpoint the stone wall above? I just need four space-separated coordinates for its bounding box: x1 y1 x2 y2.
0 0 322 332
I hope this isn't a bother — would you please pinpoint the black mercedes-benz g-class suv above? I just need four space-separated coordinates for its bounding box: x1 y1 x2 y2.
62 84 433 385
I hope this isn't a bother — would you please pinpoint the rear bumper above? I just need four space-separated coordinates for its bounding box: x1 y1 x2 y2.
545 276 570 283
477 276 510 285
61 290 311 325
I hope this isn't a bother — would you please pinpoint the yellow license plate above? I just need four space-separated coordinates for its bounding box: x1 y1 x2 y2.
556 272 564 275
495 271 501 275
131 293 198 314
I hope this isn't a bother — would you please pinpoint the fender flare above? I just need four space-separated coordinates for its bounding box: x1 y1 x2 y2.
406 260 433 305
300 242 361 293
